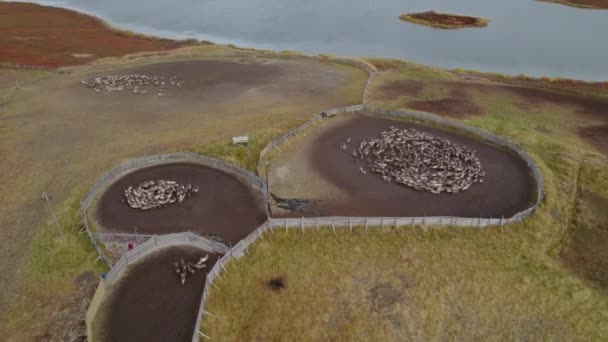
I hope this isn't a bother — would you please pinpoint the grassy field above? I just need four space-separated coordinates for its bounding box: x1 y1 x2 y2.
0 45 368 340
201 60 608 340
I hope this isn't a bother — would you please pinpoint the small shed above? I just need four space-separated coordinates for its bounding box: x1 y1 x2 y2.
232 135 249 145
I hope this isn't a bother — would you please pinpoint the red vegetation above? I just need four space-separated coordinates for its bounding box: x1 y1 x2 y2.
0 2 190 68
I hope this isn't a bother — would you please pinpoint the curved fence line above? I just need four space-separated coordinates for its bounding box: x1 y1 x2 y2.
80 152 268 267
84 107 545 341
102 232 230 286
192 105 545 340
256 105 544 224
86 232 230 342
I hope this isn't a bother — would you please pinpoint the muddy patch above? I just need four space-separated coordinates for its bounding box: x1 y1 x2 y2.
96 162 267 245
376 79 425 100
307 114 536 218
407 89 483 118
368 283 403 313
561 191 608 291
95 246 221 342
578 125 608 156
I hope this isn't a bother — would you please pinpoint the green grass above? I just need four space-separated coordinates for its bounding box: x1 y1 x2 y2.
3 191 107 340
187 128 283 173
201 64 608 340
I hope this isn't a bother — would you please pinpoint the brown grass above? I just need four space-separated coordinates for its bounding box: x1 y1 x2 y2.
0 2 191 68
202 54 608 341
399 11 489 29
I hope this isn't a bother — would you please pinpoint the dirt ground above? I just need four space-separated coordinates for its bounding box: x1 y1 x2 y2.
269 113 536 218
0 50 367 336
96 163 267 244
93 245 219 342
0 2 188 67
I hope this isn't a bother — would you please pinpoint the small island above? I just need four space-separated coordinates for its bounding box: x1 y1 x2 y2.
399 11 489 29
536 0 608 9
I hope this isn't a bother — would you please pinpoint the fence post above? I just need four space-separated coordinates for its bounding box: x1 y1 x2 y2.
301 217 304 233
349 218 352 232
365 217 368 232
220 261 228 273
381 217 384 229
285 220 288 232
423 217 426 225
316 217 319 231
332 222 336 234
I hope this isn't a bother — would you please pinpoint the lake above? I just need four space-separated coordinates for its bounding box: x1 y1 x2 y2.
32 0 608 81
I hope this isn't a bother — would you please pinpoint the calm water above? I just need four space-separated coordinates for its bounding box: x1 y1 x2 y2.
32 0 608 80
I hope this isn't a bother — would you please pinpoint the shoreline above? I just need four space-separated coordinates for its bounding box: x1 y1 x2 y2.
536 0 608 9
11 0 608 82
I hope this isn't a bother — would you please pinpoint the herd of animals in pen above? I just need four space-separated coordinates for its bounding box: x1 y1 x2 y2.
124 180 199 210
83 67 522 342
174 255 210 285
82 74 182 95
340 126 485 194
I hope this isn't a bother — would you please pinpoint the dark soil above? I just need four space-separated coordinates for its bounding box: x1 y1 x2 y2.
98 59 348 103
308 114 536 218
97 163 267 245
578 125 608 155
376 80 425 100
407 89 483 118
96 246 220 342
266 277 287 291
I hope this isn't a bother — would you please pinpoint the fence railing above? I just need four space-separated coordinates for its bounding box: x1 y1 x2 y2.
80 152 268 267
103 232 230 286
85 105 545 341
256 105 544 225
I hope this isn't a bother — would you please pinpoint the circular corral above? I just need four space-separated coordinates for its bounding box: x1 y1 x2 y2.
94 161 267 245
92 245 220 342
267 111 537 218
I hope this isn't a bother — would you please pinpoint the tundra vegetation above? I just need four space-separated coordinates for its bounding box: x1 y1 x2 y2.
0 2 607 341
399 11 489 29
200 60 608 340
